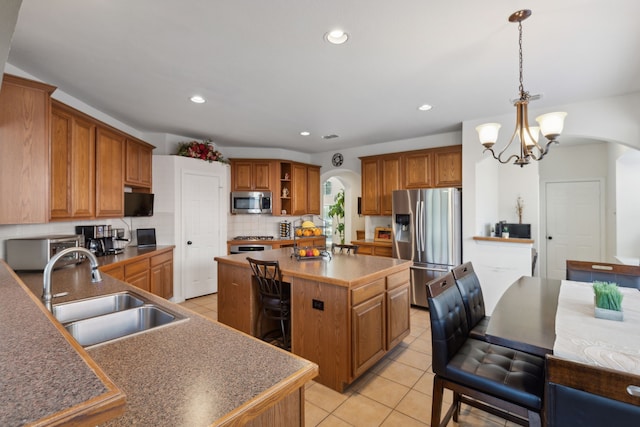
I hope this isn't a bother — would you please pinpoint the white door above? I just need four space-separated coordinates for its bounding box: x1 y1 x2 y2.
545 180 603 279
182 171 222 298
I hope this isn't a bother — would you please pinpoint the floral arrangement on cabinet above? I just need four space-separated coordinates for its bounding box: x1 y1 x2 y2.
176 140 227 163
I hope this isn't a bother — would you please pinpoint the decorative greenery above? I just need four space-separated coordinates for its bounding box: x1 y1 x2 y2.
328 189 345 244
176 140 227 163
593 281 623 311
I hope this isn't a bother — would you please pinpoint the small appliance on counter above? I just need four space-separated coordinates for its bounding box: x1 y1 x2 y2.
495 222 531 239
75 225 125 256
6 235 84 271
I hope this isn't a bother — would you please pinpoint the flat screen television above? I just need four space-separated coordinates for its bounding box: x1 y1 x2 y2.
124 192 154 217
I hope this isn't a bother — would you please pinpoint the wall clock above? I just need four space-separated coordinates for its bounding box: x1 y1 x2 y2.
332 152 344 167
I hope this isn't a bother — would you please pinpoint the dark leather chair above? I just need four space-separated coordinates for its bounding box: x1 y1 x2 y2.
427 273 544 427
332 243 359 254
247 257 291 350
546 355 640 426
451 262 490 341
566 260 640 289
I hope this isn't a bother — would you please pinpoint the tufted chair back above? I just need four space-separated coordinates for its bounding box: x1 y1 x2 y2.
426 272 469 375
452 262 486 329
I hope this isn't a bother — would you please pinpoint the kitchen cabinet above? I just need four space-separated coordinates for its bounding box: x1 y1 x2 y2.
351 279 386 377
386 270 411 349
360 145 461 215
125 138 153 189
307 165 321 215
291 163 308 215
95 127 125 217
277 161 320 216
360 154 402 215
0 74 56 224
124 257 150 292
50 101 96 220
151 250 174 299
433 145 463 187
230 159 274 192
351 240 392 257
100 263 124 280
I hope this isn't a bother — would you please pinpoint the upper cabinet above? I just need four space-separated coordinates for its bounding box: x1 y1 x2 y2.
230 159 274 192
307 165 321 215
360 145 461 216
95 127 125 218
0 75 56 224
279 161 321 216
125 138 153 189
50 101 96 220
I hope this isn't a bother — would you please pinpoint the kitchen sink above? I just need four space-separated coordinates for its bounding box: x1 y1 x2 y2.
64 305 181 347
52 292 146 324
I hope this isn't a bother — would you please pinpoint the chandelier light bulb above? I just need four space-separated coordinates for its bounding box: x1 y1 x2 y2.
476 123 501 147
522 126 540 148
536 112 567 140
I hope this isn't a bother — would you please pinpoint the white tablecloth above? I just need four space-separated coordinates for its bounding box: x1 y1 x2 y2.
554 280 640 374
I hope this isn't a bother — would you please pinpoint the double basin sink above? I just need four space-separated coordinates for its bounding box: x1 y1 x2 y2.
53 292 184 347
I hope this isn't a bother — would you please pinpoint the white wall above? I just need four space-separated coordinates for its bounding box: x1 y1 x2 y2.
0 1 21 81
617 149 640 258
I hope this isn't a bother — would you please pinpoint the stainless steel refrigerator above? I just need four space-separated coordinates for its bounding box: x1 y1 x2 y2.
392 188 462 308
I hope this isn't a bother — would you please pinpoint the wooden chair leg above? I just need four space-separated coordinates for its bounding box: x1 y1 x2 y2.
452 391 461 422
432 376 445 427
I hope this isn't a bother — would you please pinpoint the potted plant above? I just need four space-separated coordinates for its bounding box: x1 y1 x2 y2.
328 189 345 244
593 281 624 321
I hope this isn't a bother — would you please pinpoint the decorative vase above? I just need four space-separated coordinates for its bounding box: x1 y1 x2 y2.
594 307 624 321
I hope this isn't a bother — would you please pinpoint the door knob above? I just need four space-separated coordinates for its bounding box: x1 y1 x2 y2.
187 241 193 245
548 236 553 240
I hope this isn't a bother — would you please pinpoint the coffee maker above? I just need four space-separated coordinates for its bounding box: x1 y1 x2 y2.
75 225 123 256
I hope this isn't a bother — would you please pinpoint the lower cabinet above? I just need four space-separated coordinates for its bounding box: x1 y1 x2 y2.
99 248 174 299
352 293 386 377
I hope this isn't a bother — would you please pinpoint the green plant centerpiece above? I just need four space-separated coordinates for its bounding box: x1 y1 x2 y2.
593 281 624 321
327 189 345 244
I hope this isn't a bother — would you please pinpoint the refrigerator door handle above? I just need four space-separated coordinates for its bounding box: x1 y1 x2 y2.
420 201 426 253
411 265 450 273
415 199 422 262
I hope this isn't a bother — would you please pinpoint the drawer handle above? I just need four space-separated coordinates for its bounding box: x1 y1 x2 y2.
592 264 613 271
627 385 640 397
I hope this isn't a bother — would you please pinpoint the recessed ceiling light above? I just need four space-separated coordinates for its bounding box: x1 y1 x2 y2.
418 104 433 111
325 29 349 45
300 131 311 136
190 95 206 104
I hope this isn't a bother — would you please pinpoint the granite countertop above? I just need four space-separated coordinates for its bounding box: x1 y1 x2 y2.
10 249 318 426
216 248 412 288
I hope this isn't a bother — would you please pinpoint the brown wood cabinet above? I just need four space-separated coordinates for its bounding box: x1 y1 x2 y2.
230 159 274 192
351 279 386 377
95 127 125 218
291 163 308 215
150 250 174 299
0 74 56 224
360 145 461 215
386 270 411 349
50 101 97 220
352 240 392 257
125 138 153 189
307 165 321 215
100 248 174 299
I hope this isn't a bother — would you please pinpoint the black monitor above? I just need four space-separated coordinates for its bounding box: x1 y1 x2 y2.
124 192 154 217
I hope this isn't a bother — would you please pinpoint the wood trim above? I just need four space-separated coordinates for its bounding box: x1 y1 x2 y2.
566 259 640 276
473 236 534 244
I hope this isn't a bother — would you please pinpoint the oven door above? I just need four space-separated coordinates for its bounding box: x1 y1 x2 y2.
229 244 272 255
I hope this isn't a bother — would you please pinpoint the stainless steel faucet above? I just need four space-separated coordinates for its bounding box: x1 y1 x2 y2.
43 246 103 310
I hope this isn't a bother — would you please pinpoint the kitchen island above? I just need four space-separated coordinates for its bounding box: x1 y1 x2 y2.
216 248 413 391
6 251 318 426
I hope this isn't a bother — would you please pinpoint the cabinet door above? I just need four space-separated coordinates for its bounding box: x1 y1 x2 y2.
381 156 402 215
361 158 380 215
128 271 150 292
71 116 97 217
50 107 73 219
253 161 272 191
125 139 153 188
434 146 462 188
150 262 173 299
307 165 321 215
99 264 124 281
95 127 125 217
231 160 272 191
0 75 54 224
231 160 253 191
291 163 308 215
352 293 386 377
404 151 433 189
386 283 410 349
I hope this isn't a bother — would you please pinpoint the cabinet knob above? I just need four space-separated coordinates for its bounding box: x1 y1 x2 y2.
187 241 193 245
547 236 553 240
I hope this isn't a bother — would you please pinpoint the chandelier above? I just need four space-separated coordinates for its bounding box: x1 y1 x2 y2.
476 10 567 167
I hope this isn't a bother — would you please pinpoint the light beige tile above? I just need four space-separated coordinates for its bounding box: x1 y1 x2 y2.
188 305 212 315
332 394 393 427
305 382 350 413
179 301 200 309
355 374 410 408
413 371 435 396
380 410 428 427
305 401 330 426
202 302 218 311
395 389 432 425
408 337 432 355
391 348 430 371
375 359 424 388
317 414 353 427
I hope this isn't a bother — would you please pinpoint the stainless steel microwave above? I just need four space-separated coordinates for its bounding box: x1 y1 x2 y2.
230 191 272 214
6 235 84 271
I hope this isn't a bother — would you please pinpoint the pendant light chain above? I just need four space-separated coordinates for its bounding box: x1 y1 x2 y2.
518 21 529 101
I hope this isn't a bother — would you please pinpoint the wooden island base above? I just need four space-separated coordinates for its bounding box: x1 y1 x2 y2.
216 248 413 392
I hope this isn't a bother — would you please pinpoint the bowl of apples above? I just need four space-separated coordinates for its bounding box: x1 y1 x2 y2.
293 246 330 261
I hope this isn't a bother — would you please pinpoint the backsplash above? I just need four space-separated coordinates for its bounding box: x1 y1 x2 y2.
227 214 298 239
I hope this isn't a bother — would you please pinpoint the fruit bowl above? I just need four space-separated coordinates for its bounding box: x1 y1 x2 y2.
292 246 331 261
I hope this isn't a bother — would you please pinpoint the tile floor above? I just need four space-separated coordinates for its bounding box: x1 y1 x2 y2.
180 294 515 426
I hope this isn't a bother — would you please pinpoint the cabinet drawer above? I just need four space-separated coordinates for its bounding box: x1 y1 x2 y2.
387 269 410 290
356 245 373 255
124 258 149 278
100 264 124 281
351 278 385 306
151 251 172 267
374 246 392 257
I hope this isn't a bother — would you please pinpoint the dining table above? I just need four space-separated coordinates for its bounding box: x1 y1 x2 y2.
486 275 640 375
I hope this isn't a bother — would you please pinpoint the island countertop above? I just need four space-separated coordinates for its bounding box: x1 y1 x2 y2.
10 250 318 426
215 248 412 288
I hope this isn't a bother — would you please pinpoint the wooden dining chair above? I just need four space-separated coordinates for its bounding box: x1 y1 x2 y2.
545 355 640 426
451 262 490 341
247 257 291 351
331 243 359 254
426 273 545 427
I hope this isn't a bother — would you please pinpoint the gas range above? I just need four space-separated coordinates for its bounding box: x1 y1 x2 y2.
232 235 274 241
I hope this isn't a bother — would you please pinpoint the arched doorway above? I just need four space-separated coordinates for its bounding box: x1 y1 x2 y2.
321 170 364 246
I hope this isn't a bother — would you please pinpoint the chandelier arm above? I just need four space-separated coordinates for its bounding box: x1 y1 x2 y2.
483 147 521 165
495 124 521 162
528 139 557 161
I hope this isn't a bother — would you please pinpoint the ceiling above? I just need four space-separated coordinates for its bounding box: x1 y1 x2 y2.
7 0 640 153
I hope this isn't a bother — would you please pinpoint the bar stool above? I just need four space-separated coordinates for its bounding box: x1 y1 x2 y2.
332 244 359 254
451 262 490 341
247 257 291 351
